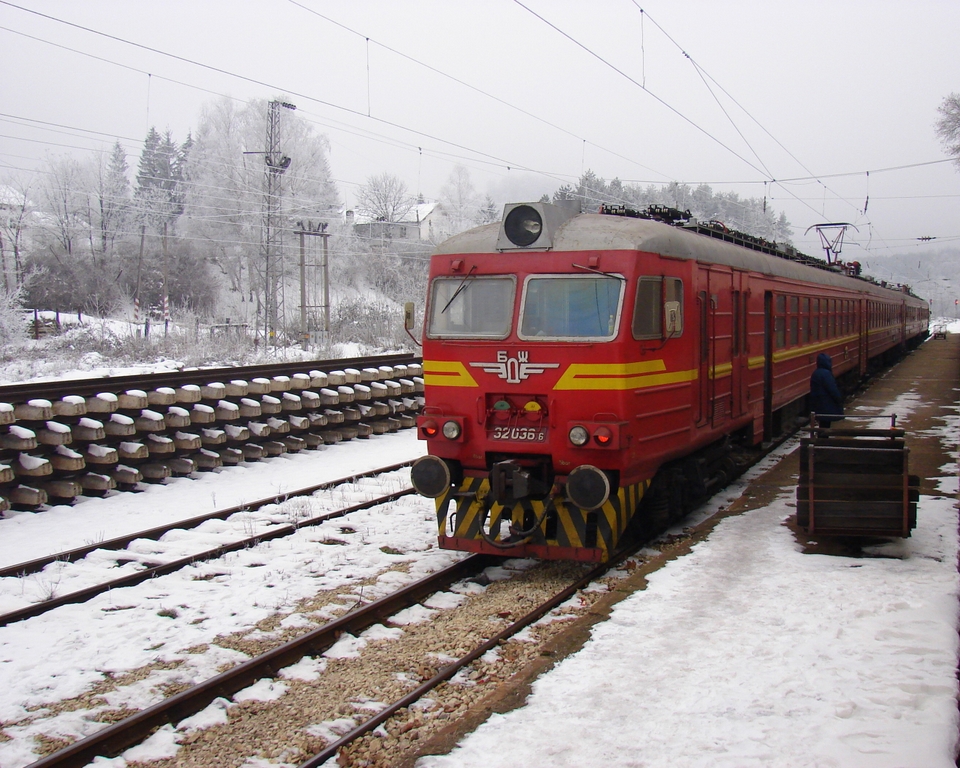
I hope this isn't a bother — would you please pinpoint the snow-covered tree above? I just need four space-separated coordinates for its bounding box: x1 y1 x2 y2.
183 95 340 324
87 141 132 257
38 154 86 257
355 172 416 222
438 165 480 234
474 194 499 225
0 173 33 291
936 93 960 168
136 127 188 237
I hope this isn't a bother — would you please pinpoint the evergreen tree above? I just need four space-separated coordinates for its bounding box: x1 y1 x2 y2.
136 127 187 236
99 140 131 254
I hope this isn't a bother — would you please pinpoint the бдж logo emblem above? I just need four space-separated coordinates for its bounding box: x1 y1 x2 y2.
470 351 559 384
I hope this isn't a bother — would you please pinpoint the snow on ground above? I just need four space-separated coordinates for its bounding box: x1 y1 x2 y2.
417 351 960 768
419 493 959 767
0 327 957 767
0 430 426 569
0 431 433 768
4 311 400 385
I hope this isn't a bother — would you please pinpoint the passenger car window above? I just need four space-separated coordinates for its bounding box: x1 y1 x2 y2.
426 276 515 338
519 275 623 340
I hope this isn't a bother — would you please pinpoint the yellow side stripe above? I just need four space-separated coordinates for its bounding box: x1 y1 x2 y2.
554 359 696 391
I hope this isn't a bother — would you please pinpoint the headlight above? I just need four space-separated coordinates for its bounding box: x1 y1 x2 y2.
442 420 461 439
569 426 589 446
503 205 543 247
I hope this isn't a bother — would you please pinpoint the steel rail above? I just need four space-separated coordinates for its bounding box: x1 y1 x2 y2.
0 353 420 402
0 461 414 579
25 553 498 768
0 486 416 628
295 542 640 767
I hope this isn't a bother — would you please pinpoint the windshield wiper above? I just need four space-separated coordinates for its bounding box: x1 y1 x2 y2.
440 265 478 314
572 263 626 281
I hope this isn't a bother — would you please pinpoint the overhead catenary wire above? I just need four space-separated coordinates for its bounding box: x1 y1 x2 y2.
0 2 582 188
285 0 670 183
0 0 953 252
512 0 770 180
513 0 878 233
0 0 669 198
5 156 954 256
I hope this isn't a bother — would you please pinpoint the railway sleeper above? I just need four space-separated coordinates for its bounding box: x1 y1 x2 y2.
0 376 422 509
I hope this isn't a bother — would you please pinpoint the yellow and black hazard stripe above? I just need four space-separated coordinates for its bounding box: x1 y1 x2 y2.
434 477 651 562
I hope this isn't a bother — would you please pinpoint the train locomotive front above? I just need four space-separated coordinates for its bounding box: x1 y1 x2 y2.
411 202 704 562
410 201 929 563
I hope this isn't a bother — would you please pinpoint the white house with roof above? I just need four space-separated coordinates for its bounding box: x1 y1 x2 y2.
344 201 453 246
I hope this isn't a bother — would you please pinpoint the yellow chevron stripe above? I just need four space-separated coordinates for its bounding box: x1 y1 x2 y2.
554 500 583 547
423 360 478 388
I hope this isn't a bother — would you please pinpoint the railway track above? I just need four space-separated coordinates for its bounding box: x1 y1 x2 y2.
0 354 420 403
297 544 642 768
0 355 423 511
22 545 647 768
25 553 501 768
0 463 416 627
9 414 805 768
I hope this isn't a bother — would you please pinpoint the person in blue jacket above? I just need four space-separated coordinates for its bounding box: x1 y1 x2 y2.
809 352 844 427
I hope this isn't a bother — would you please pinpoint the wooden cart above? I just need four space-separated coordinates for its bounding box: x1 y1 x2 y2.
796 415 919 537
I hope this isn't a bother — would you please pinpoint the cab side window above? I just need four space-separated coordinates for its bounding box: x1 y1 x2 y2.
633 277 683 339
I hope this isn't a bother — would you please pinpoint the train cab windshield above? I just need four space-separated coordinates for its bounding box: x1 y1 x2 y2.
519 275 623 340
426 275 515 338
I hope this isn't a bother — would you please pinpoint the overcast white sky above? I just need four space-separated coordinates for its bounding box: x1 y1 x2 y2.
1 0 958 256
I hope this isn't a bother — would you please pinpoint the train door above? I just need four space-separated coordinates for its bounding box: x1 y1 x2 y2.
709 268 735 427
899 300 907 349
763 291 774 441
696 287 710 427
731 274 749 418
858 298 868 377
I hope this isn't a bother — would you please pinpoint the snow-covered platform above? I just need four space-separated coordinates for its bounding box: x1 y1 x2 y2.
417 333 960 768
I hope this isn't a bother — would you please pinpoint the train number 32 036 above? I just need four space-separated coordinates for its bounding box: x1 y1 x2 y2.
491 426 547 442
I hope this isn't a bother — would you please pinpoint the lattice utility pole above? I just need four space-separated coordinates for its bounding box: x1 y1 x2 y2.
259 100 295 346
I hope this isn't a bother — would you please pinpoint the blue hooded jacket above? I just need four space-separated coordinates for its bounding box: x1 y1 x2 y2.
809 352 844 421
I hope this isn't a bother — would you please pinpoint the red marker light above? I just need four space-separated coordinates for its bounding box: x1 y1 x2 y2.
420 419 439 438
594 426 613 445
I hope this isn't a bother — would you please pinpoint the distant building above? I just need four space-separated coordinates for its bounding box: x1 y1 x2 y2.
0 185 27 218
345 202 452 246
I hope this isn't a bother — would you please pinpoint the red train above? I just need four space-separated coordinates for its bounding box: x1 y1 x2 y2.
409 201 929 562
